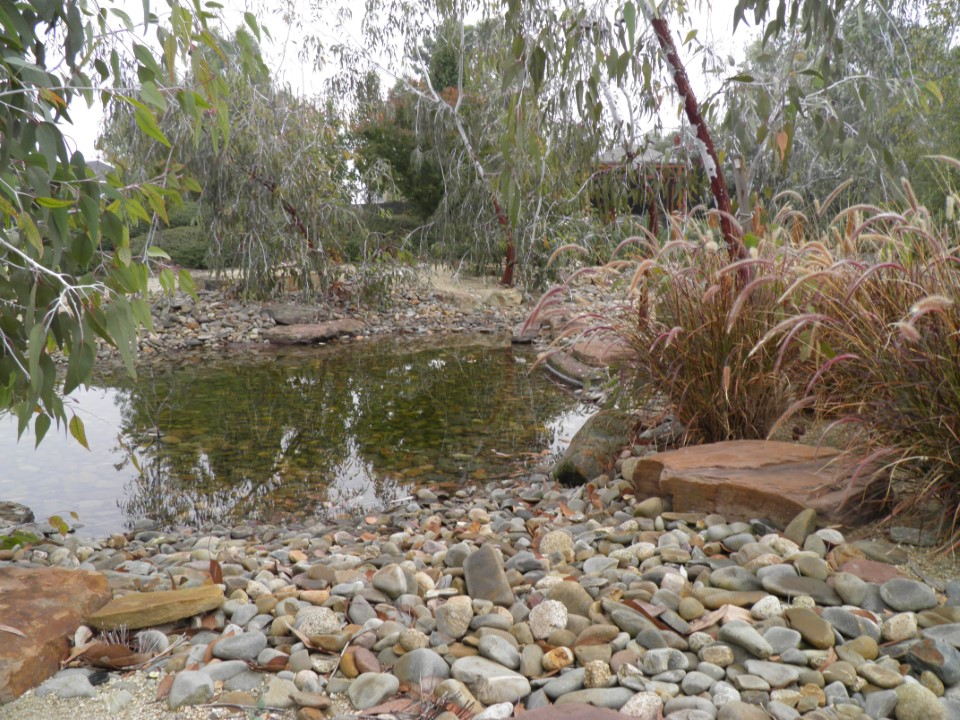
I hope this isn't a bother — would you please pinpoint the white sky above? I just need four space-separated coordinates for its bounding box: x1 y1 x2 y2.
62 0 752 160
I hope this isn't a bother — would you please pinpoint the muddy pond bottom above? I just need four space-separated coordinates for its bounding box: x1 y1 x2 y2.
0 335 592 535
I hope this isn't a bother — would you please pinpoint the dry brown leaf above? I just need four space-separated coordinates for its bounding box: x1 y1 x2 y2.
77 642 148 670
155 673 174 701
208 559 223 585
686 604 753 633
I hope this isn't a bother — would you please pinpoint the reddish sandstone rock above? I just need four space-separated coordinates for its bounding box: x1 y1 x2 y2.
0 567 111 704
622 440 884 527
571 336 634 368
263 319 365 345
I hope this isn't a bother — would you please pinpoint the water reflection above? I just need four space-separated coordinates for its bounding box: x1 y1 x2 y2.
0 337 592 534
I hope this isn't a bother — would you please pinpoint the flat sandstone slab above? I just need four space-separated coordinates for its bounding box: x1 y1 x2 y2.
87 583 224 631
622 440 880 526
0 567 111 704
262 319 365 345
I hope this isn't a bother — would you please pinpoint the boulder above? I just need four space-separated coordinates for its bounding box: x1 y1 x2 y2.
623 440 884 526
262 319 365 345
544 350 604 389
553 410 639 486
571 336 634 368
87 584 224 630
0 567 110 704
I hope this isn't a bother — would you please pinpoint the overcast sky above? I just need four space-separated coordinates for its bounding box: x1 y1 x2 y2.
62 0 752 160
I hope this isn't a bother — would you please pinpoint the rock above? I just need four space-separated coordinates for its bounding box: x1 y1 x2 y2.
620 692 664 720
718 621 773 658
553 410 639 486
718 700 773 720
295 606 341 635
762 574 841 606
262 677 298 708
464 545 514 606
555 687 635 709
372 564 407 599
572 336 634 368
213 631 268 660
87 583 224 630
436 595 474 638
0 500 33 525
895 682 946 720
347 672 399 710
784 508 819 544
529 600 568 640
744 660 801 688
626 440 881 526
839 558 906 584
263 303 319 325
543 646 575 672
515 704 634 720
784 607 835 649
541 530 575 563
262 319 365 345
904 638 960 686
168 670 214 709
451 656 531 705
35 670 96 699
881 579 938 612
548 582 594 617
0 567 111 703
478 635 521 670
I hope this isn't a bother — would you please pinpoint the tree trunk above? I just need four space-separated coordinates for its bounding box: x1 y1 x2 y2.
493 197 517 286
650 16 747 265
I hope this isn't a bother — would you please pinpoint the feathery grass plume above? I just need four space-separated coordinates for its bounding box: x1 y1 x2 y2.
772 197 960 545
622 236 804 442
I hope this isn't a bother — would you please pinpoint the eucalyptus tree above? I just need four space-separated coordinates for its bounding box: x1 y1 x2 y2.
719 3 958 217
0 1 248 445
99 29 360 297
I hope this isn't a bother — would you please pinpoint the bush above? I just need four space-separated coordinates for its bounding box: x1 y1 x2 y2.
773 203 960 541
623 240 803 443
131 226 210 269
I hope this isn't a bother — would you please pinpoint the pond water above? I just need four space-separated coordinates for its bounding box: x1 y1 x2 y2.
0 336 593 536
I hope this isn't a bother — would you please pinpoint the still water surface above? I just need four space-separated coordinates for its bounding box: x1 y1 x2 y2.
0 336 591 535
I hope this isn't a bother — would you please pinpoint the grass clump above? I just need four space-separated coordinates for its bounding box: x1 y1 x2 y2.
769 197 960 540
624 234 806 443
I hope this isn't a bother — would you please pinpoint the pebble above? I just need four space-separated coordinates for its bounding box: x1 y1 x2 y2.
3 451 956 720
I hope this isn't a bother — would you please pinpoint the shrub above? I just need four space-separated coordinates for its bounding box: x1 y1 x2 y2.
772 201 960 541
131 226 210 269
623 239 805 443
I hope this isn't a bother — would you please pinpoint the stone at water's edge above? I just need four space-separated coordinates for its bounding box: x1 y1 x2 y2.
0 500 34 526
0 567 111 704
262 319 365 345
622 439 885 526
87 583 224 630
552 409 639 486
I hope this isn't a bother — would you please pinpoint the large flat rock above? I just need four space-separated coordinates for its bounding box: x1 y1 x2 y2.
0 567 111 704
623 440 883 526
262 319 365 345
571 336 634 368
87 583 224 630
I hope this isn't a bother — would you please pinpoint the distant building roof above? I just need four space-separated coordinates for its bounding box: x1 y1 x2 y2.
86 160 113 179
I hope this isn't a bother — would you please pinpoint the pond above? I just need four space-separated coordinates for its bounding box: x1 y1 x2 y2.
0 335 593 536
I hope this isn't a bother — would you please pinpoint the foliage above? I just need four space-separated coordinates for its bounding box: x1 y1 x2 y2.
100 29 361 298
0 1 237 445
132 226 209 269
763 181 960 539
353 77 446 219
0 530 40 550
720 8 960 213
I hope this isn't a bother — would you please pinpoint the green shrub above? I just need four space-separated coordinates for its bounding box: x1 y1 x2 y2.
131 225 210 268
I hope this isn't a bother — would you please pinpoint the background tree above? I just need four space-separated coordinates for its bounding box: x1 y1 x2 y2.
719 5 959 217
99 28 361 297
0 1 245 445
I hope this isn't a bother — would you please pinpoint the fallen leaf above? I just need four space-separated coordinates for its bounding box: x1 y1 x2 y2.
687 604 753 633
155 673 174 701
208 559 223 585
